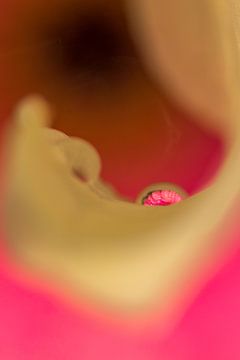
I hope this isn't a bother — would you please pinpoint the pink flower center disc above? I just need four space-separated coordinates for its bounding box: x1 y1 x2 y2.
143 189 182 207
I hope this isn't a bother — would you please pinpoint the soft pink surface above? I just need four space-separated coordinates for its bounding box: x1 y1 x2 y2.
99 110 224 200
0 244 239 360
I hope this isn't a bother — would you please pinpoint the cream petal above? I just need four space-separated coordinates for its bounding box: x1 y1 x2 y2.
4 92 240 310
57 136 101 183
127 0 240 137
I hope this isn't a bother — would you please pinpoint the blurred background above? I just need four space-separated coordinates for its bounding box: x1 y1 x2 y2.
0 0 223 201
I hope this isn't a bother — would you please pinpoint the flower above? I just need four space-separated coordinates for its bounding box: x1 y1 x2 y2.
1 0 240 325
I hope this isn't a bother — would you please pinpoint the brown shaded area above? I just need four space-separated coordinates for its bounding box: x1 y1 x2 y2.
0 0 223 198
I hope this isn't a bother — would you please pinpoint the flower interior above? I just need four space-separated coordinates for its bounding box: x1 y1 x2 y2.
0 0 224 201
